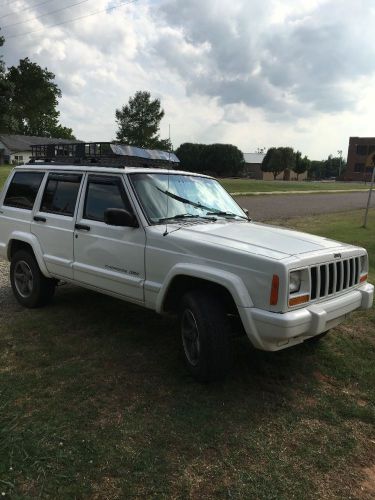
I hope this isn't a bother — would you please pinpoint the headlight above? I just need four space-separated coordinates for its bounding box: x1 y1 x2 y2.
360 255 367 274
289 271 302 293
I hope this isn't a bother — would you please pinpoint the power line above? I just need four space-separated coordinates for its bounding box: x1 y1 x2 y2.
2 0 93 29
0 0 59 20
4 0 139 39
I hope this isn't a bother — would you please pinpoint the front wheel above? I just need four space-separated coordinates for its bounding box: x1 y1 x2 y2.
179 290 232 382
10 250 56 308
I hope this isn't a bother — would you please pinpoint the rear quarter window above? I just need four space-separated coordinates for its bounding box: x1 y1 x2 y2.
3 171 44 210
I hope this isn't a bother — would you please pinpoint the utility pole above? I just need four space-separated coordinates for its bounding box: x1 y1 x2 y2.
337 150 343 177
363 153 375 228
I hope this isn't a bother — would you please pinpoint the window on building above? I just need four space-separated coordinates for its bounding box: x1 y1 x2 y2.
40 173 82 216
368 145 375 154
354 163 365 173
83 176 132 222
356 145 368 156
3 171 44 210
366 166 374 173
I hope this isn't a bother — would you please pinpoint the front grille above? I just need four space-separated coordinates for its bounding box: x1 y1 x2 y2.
310 257 360 300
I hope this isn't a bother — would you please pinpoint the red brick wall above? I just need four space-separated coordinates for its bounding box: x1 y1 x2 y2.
344 137 375 181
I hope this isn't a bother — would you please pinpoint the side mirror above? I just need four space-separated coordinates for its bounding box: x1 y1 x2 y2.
104 208 138 227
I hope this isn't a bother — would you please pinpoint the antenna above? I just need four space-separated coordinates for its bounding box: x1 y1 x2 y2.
163 124 172 236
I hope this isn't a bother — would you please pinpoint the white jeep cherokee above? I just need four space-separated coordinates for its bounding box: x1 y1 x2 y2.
0 165 373 381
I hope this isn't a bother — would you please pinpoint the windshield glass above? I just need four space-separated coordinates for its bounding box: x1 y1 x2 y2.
130 173 246 224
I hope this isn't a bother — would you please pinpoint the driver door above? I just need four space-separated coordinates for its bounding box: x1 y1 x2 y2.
73 174 145 302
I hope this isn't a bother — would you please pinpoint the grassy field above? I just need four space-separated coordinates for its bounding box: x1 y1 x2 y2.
0 165 12 189
220 178 369 194
0 209 374 498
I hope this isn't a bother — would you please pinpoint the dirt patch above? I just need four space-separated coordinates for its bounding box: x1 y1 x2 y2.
360 465 375 498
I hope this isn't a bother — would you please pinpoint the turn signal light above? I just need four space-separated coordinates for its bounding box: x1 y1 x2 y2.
360 274 368 283
270 275 279 305
289 294 310 307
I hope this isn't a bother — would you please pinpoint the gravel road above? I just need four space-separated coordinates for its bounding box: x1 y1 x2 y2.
235 191 375 221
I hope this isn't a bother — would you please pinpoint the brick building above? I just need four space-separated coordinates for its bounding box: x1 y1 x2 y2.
343 137 375 181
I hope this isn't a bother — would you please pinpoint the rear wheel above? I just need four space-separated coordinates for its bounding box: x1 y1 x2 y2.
10 250 56 308
179 290 232 382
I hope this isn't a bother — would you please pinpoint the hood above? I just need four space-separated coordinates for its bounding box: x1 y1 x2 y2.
174 220 350 260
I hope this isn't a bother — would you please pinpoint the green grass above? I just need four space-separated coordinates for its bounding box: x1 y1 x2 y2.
0 165 12 190
0 187 374 495
220 178 369 194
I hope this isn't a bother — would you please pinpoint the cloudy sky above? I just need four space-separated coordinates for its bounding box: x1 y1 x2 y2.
1 0 375 159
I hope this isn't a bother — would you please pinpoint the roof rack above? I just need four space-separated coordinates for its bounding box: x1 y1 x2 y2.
28 142 179 169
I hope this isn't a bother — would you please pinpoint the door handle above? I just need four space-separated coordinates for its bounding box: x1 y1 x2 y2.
75 223 91 231
34 215 46 222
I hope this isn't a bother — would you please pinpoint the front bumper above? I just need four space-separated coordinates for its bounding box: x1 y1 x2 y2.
239 283 374 351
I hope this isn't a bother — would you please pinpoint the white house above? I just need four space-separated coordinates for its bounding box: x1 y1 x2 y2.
0 134 77 165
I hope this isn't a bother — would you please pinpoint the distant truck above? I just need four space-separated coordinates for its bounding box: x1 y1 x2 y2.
0 163 373 381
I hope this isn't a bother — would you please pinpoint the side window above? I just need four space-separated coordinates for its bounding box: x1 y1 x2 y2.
4 171 44 210
40 173 82 217
84 176 132 222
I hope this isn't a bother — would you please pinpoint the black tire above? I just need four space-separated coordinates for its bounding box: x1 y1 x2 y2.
179 290 232 382
10 250 56 308
305 331 329 344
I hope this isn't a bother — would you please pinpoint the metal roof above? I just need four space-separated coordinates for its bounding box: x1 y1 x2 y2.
0 134 82 154
243 152 266 164
111 144 179 163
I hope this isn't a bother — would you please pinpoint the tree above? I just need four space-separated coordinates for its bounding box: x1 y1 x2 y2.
308 160 324 180
278 147 296 179
176 142 244 176
261 147 283 180
115 91 171 150
49 124 75 140
201 144 244 176
294 151 310 180
175 143 206 172
324 155 346 178
261 147 296 180
5 57 75 138
0 31 14 133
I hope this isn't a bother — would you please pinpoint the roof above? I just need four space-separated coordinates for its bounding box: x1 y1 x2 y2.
243 152 266 164
111 144 179 162
0 134 81 154
14 164 210 178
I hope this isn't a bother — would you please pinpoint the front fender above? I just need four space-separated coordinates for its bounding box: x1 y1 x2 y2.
156 263 253 313
7 231 51 278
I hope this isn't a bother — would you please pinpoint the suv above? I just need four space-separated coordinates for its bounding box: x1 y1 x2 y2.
0 165 373 381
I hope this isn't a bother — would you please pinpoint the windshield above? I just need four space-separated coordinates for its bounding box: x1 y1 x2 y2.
130 173 247 224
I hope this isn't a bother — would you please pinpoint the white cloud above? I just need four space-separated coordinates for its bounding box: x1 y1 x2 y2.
1 0 375 159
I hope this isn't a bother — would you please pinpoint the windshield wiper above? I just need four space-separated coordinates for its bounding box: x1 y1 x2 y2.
206 210 248 220
156 187 215 212
158 213 216 223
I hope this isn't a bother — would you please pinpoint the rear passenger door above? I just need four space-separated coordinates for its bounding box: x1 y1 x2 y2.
0 171 45 259
73 174 145 302
31 172 83 279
